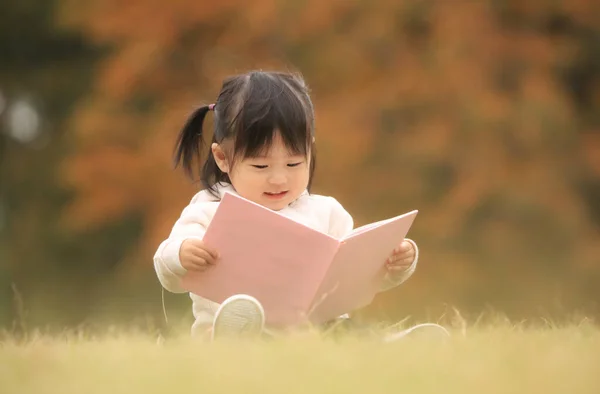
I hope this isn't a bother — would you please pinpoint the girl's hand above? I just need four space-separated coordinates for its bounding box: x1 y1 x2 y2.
385 240 415 272
179 238 220 272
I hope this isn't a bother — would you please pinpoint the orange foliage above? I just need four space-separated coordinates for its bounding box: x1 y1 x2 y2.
56 0 600 317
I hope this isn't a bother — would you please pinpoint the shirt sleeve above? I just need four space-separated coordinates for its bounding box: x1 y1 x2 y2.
153 200 214 293
326 197 354 239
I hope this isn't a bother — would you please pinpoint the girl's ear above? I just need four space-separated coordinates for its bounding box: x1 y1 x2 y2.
211 143 230 173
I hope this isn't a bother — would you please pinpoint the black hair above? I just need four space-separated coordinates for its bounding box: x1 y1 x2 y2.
173 70 317 197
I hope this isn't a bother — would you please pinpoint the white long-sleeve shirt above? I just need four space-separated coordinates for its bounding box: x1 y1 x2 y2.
153 182 419 334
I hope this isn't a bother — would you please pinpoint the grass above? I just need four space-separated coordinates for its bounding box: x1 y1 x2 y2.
1 318 599 394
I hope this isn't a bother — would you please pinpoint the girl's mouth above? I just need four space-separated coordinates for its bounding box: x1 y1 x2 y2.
264 191 288 199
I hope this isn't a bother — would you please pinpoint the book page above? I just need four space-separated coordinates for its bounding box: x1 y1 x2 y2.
308 210 418 324
180 192 341 327
345 216 395 238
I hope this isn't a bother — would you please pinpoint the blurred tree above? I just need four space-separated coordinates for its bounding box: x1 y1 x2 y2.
0 0 108 329
26 0 600 326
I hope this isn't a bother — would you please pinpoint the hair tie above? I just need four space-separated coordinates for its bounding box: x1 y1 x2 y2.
208 104 215 111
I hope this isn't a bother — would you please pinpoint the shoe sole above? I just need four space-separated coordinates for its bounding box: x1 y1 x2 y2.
211 294 265 340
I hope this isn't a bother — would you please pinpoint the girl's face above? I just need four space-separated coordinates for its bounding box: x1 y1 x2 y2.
212 132 311 211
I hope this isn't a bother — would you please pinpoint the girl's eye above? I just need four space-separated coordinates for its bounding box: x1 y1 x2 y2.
287 162 303 167
251 165 268 169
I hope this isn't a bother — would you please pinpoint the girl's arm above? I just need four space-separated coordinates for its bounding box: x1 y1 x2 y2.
326 198 419 292
153 201 215 293
379 238 419 292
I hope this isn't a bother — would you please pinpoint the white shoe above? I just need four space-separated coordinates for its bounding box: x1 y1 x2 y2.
211 294 265 340
383 323 451 342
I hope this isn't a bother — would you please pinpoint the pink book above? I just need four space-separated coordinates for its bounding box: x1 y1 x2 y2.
180 192 418 328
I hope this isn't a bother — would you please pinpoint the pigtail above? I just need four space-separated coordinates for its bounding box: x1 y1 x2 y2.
173 105 211 180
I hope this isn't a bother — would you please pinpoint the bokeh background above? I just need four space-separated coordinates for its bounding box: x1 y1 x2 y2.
1 0 599 333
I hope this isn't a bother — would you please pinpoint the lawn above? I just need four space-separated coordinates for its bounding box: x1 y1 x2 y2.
1 319 599 394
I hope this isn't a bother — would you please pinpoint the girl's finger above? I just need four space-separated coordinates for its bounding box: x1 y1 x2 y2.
200 242 220 260
193 248 218 265
400 242 412 252
186 257 208 271
192 263 209 272
393 243 411 255
400 256 414 266
387 264 411 272
390 253 411 263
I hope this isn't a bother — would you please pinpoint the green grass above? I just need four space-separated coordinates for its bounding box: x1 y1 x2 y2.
1 320 599 394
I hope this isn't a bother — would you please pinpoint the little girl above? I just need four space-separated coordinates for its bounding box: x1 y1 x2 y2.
154 70 422 339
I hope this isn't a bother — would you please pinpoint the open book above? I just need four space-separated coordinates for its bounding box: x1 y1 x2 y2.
181 192 418 328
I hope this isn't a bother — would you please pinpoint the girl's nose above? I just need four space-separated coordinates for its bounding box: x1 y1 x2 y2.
268 171 286 185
